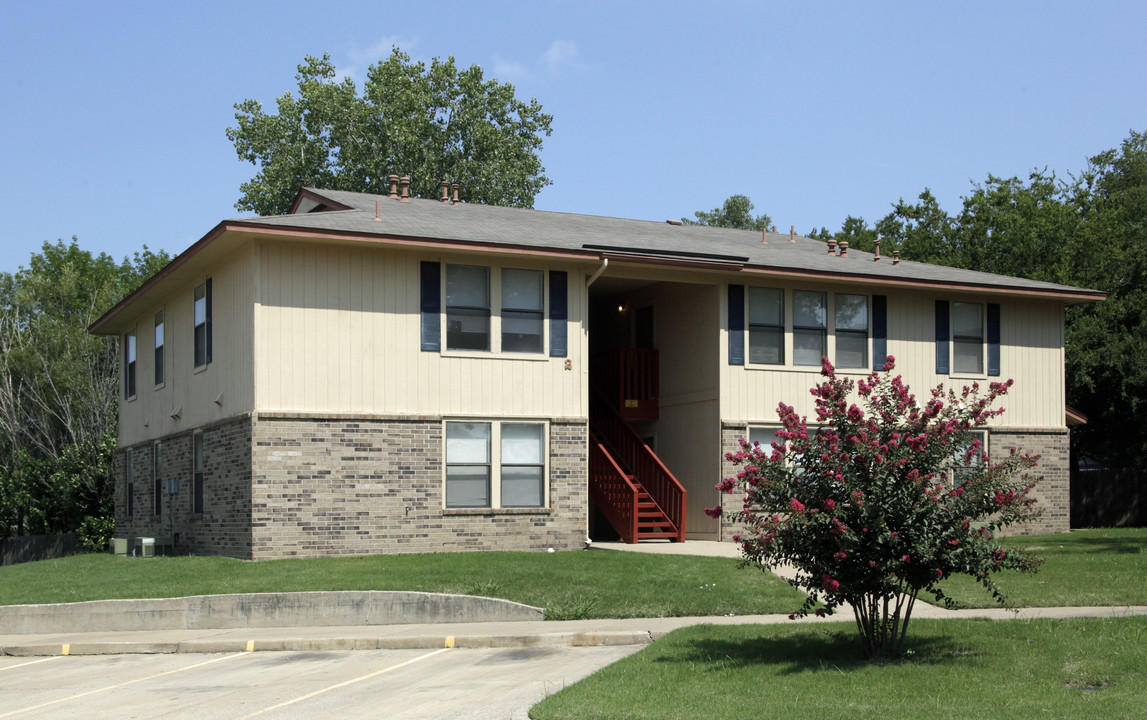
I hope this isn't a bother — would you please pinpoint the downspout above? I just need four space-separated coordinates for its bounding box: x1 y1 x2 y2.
586 257 608 287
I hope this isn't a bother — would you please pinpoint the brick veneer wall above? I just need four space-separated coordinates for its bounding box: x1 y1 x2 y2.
113 416 253 559
716 422 1070 541
249 416 588 560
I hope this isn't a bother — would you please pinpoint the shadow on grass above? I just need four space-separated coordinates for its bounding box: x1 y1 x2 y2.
655 626 981 674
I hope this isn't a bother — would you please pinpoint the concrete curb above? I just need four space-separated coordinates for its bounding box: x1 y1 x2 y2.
0 591 543 635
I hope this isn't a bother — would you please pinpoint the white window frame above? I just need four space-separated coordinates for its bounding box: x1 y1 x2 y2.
442 264 549 357
744 289 872 371
444 419 549 509
952 430 987 488
154 309 165 388
951 302 985 376
124 328 137 400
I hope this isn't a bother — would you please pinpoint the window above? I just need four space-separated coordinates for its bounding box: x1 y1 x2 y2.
793 291 827 366
501 269 544 353
835 294 868 369
748 287 784 364
153 441 162 516
445 265 491 351
749 425 805 475
424 263 567 357
193 431 204 514
445 421 547 508
952 302 983 374
126 448 134 518
194 280 212 368
953 431 987 487
154 311 165 386
124 330 136 398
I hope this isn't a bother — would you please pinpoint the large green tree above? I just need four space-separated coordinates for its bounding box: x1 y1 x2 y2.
810 131 1147 467
227 50 554 216
683 194 772 231
0 240 169 546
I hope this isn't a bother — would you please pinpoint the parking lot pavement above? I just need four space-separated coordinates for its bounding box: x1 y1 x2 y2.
0 644 639 719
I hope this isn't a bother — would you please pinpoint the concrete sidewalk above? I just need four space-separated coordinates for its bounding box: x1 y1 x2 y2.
3 540 1145 657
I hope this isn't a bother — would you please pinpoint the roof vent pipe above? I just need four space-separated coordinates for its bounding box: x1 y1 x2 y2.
827 238 836 255
790 225 795 242
893 250 901 265
873 238 881 262
440 180 450 202
839 241 849 257
375 200 381 221
452 183 460 205
771 225 777 233
388 175 399 199
400 176 410 202
761 227 767 244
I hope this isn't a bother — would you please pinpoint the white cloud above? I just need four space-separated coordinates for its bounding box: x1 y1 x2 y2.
491 55 530 81
338 35 419 83
542 40 579 72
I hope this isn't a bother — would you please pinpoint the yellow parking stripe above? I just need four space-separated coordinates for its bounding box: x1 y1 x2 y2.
234 647 452 720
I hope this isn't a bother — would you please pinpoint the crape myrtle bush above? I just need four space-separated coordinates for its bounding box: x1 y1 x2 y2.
708 357 1043 658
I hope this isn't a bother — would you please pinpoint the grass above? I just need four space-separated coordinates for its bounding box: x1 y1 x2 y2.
530 616 1147 719
0 549 807 619
938 528 1147 608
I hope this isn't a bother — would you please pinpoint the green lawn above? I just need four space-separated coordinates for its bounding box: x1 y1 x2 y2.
0 549 806 619
530 617 1147 720
937 528 1147 608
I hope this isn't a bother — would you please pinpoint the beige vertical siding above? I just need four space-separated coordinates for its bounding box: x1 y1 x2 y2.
648 283 722 539
253 240 588 418
117 246 256 447
721 281 1066 429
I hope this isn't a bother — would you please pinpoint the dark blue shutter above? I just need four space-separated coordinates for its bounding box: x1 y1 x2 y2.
987 303 1001 376
549 270 568 357
204 277 213 364
872 295 888 369
420 262 441 351
935 300 949 375
728 284 745 365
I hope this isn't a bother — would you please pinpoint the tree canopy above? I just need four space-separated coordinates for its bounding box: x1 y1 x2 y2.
683 194 772 231
0 240 169 547
810 131 1147 467
227 50 554 216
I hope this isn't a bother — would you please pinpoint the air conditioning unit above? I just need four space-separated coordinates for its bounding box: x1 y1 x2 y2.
138 537 156 558
110 537 134 556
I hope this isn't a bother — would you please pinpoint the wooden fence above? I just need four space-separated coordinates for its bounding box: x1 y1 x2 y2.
0 533 80 566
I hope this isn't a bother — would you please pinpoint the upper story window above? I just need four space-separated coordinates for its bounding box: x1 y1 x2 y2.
124 329 137 399
952 302 984 374
748 287 784 365
936 300 999 378
792 291 827 366
193 279 212 368
501 269 544 353
423 262 568 358
731 285 885 372
445 265 491 351
154 310 165 386
835 294 869 369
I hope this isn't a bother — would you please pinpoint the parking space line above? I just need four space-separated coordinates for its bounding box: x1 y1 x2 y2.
233 647 452 720
0 656 64 672
0 651 253 718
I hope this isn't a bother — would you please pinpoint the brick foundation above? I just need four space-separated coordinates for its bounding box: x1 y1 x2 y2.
114 416 253 559
249 417 588 559
716 422 1070 541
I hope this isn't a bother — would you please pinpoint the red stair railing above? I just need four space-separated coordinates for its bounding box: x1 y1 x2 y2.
588 432 640 544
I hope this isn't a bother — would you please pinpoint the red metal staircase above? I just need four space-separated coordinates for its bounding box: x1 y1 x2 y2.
588 385 686 543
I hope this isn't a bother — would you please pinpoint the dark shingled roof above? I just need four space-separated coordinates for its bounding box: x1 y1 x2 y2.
228 187 1102 300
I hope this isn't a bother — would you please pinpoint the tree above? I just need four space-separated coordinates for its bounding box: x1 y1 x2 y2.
683 194 772 231
0 240 169 545
710 358 1042 659
227 50 554 216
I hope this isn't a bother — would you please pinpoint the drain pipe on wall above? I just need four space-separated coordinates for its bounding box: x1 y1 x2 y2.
586 257 609 287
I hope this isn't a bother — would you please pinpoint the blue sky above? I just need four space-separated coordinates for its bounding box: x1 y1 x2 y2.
2 1 1144 274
